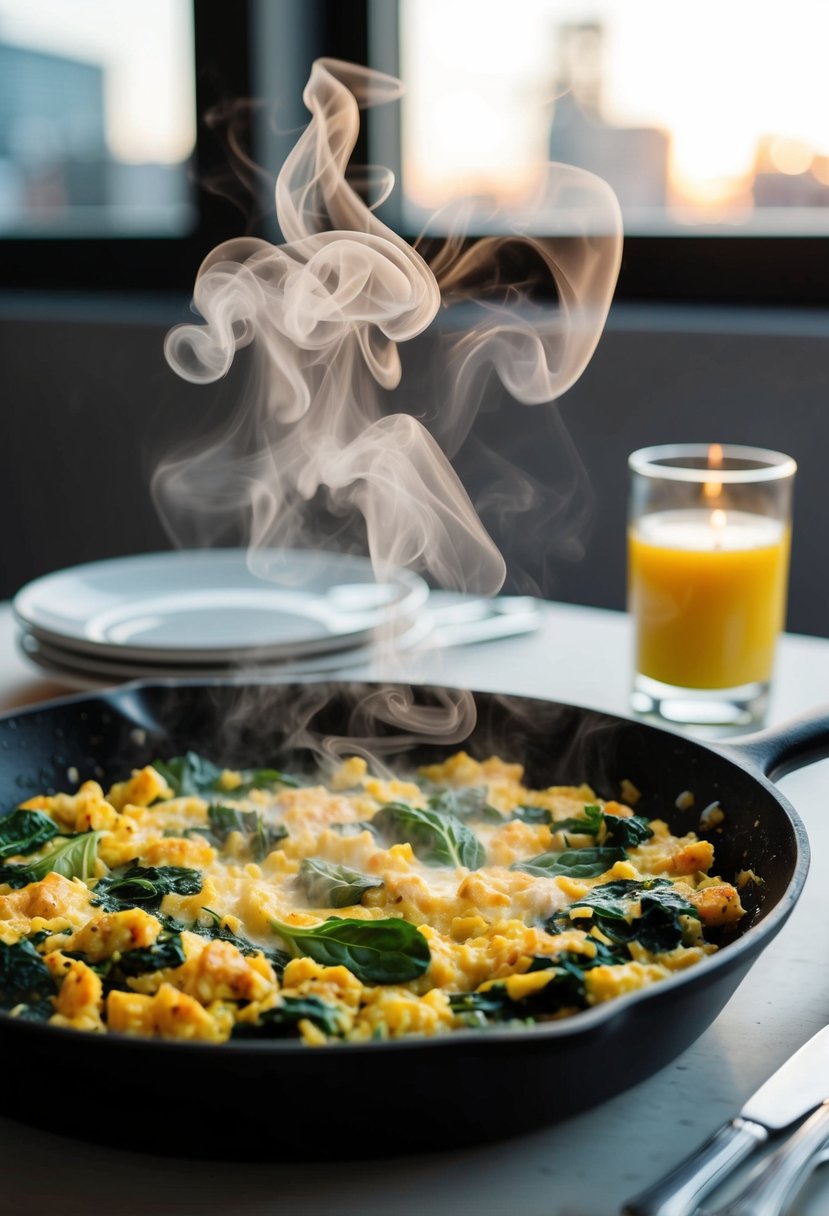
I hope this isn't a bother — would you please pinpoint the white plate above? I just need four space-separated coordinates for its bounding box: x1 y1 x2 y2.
14 550 428 664
17 617 434 689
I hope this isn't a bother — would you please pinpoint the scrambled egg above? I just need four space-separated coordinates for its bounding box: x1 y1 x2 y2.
0 752 745 1045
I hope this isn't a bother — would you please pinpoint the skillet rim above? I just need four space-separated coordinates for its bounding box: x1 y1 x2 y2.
0 678 810 1056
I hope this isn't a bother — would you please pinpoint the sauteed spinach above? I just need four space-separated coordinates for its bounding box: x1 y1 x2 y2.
0 745 744 1045
0 831 103 888
0 809 59 859
0 938 57 1014
298 858 383 908
91 864 203 911
203 805 287 861
372 801 485 869
271 915 431 984
152 752 300 798
232 995 343 1039
550 878 701 954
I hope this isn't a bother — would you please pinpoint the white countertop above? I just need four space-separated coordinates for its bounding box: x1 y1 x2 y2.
2 600 829 1216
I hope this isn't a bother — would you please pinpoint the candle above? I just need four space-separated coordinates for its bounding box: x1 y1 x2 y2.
627 444 795 729
629 508 791 690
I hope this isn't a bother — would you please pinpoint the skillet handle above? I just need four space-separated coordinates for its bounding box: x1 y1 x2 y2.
719 705 829 782
620 1119 768 1216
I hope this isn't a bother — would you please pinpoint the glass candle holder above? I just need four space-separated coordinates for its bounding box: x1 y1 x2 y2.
628 444 796 731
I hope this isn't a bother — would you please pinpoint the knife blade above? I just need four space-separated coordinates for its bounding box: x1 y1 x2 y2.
621 1023 829 1216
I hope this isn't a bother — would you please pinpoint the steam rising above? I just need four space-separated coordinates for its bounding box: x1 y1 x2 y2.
158 58 622 597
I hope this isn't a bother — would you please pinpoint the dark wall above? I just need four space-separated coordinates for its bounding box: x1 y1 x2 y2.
1 297 827 636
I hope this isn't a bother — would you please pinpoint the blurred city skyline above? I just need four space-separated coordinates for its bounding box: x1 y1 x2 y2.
3 0 829 238
0 0 194 236
0 0 195 162
400 0 829 232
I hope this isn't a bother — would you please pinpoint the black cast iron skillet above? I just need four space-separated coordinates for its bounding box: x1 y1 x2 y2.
0 679 825 1161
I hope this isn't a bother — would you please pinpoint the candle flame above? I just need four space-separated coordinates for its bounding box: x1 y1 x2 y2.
703 442 724 501
710 507 727 549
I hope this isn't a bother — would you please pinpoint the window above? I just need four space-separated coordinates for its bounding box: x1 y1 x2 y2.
369 1 829 304
390 0 829 237
0 0 252 291
0 0 196 237
5 1 828 301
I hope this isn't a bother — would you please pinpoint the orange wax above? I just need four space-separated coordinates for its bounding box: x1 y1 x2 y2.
628 509 790 689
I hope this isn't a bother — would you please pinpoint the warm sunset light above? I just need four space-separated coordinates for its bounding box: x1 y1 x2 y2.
769 138 814 177
399 0 829 232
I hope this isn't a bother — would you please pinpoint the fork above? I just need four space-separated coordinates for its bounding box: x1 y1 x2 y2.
425 595 541 648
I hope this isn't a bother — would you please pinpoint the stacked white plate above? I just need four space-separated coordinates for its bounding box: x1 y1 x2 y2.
14 549 431 689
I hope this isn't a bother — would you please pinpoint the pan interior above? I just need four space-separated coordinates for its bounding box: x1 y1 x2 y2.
0 680 797 931
0 679 806 1159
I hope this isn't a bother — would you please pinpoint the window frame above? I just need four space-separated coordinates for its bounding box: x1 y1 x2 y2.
3 0 828 306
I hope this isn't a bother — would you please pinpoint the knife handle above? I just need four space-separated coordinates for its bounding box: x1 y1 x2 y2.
704 1099 829 1216
621 1118 768 1216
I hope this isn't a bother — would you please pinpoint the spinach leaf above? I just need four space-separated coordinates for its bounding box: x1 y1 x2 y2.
182 908 291 976
603 814 653 847
0 830 104 889
449 958 588 1023
0 938 57 1011
252 817 287 859
152 753 299 799
511 846 626 879
449 939 640 1027
551 804 605 836
271 915 430 984
372 802 485 869
206 805 287 861
564 878 701 953
91 864 203 911
66 931 188 983
0 809 59 859
568 878 671 922
517 803 605 832
523 803 645 841
530 804 654 848
448 989 515 1019
299 858 383 908
207 804 256 841
634 889 702 952
239 768 300 792
115 932 186 977
152 752 223 797
426 787 503 824
527 941 629 971
232 995 343 1039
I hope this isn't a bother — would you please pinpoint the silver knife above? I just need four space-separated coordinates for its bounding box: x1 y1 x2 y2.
621 1023 829 1216
702 1098 829 1216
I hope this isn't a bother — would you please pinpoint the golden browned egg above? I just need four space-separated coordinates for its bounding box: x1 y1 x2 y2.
0 752 745 1045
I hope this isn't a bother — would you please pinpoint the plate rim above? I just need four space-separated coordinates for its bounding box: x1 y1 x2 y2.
13 548 429 664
